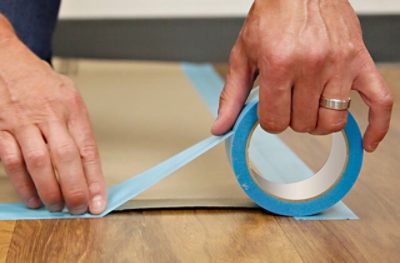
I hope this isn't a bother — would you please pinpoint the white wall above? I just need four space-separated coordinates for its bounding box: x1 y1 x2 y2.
59 0 400 19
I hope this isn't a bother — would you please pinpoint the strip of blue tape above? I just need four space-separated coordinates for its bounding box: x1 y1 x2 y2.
182 63 359 220
181 63 223 117
0 133 233 220
0 63 362 220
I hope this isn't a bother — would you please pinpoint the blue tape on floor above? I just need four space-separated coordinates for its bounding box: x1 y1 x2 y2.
0 63 362 220
181 63 224 117
295 202 359 220
0 133 232 220
182 62 360 220
102 133 233 215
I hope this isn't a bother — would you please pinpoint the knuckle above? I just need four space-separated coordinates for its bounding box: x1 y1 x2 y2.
268 52 295 70
240 26 258 48
2 154 23 173
240 25 254 40
69 89 83 105
80 144 100 164
345 42 358 56
330 49 345 63
259 118 288 133
54 144 78 163
269 84 290 96
376 92 394 109
325 119 347 132
303 48 327 68
264 43 298 71
218 86 232 105
26 150 48 168
63 86 83 108
15 182 34 197
219 88 228 104
64 189 88 208
41 191 62 207
60 75 75 87
331 47 349 62
291 123 314 133
330 43 360 63
89 182 103 196
228 44 244 66
376 127 389 139
291 110 317 133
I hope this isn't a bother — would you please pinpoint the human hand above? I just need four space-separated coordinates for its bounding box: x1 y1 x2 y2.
0 17 107 214
212 0 393 152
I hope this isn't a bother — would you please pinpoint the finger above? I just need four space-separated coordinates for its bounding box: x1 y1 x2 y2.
68 106 107 215
353 66 393 152
290 79 323 133
0 131 41 208
40 121 89 214
313 78 351 135
14 125 64 212
258 66 292 134
211 42 255 135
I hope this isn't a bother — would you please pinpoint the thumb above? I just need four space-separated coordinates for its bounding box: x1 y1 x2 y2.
211 44 255 135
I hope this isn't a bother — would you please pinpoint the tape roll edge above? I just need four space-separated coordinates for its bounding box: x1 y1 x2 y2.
228 101 364 216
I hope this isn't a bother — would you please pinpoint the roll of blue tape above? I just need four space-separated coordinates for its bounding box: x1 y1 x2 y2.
228 100 364 216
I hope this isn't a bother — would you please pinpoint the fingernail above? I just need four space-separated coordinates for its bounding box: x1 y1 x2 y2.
26 197 41 208
90 195 105 214
366 143 378 152
70 204 88 215
48 203 64 212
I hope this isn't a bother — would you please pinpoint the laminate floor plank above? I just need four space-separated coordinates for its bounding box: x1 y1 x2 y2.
7 211 302 263
3 63 400 262
267 65 400 263
0 221 15 263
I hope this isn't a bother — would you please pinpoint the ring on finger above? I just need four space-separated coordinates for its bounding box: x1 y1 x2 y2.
319 97 351 111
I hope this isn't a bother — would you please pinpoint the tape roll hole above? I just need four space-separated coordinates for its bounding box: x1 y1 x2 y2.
247 124 348 201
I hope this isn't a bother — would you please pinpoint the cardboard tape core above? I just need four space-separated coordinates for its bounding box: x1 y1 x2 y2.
247 123 348 201
229 100 363 216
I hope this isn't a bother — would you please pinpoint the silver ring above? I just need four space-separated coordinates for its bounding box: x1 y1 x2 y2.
319 97 351 111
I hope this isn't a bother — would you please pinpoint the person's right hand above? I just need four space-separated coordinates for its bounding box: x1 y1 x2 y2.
0 16 107 214
212 0 393 152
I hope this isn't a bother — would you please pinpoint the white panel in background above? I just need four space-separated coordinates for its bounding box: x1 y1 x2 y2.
59 0 400 19
58 0 253 19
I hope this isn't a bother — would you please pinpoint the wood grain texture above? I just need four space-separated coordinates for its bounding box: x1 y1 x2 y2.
0 221 15 263
7 211 302 263
0 63 399 262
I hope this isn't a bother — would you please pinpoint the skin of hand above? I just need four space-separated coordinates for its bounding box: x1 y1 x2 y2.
0 15 107 214
212 0 393 152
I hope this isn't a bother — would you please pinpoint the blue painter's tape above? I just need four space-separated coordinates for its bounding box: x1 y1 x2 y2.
0 64 363 220
182 63 359 220
181 63 224 117
0 98 363 219
0 133 232 220
295 202 359 220
102 132 233 214
229 100 363 216
0 203 99 220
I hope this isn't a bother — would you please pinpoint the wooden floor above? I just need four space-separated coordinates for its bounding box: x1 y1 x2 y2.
0 64 399 263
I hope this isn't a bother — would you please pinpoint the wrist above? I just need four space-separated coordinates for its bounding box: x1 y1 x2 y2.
0 14 18 44
0 29 39 82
